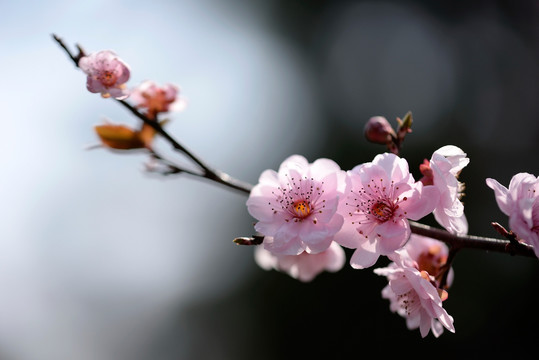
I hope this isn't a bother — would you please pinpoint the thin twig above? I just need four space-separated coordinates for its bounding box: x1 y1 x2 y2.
53 34 536 259
410 221 536 258
52 33 253 195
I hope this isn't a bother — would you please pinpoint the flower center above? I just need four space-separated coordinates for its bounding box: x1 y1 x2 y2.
371 201 393 222
293 200 311 218
100 70 117 87
416 246 447 277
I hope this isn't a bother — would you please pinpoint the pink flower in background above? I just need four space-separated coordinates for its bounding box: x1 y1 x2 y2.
486 173 539 257
420 145 469 235
79 50 130 99
403 234 454 287
255 241 345 282
130 80 186 116
246 155 349 255
374 252 455 338
334 153 439 269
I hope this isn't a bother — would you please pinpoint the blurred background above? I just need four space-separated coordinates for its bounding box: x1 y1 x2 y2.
1 0 538 359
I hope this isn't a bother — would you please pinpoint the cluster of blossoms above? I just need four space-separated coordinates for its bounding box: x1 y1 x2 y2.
70 45 538 338
245 116 537 337
78 50 186 150
246 147 467 337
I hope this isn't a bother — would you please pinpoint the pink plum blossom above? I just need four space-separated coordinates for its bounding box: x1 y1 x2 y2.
402 234 454 288
255 240 345 282
78 50 130 99
334 153 439 269
420 145 469 235
130 80 186 116
374 249 455 338
246 155 349 255
486 173 539 257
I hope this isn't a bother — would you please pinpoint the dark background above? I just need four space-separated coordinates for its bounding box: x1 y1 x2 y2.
154 0 539 358
1 0 537 359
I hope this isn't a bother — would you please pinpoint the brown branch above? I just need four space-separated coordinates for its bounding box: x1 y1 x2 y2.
53 34 536 259
53 34 253 195
409 221 536 258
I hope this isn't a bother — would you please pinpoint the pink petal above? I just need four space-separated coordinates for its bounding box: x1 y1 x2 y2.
264 235 304 255
258 169 279 186
324 242 346 272
254 245 277 270
485 178 512 215
419 310 432 337
279 155 309 173
400 184 439 221
350 240 379 269
86 76 106 93
333 221 362 249
107 86 130 100
310 158 342 179
389 277 412 295
372 152 410 182
375 219 410 255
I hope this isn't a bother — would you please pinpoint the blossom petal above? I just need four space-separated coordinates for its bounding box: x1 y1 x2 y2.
372 152 410 182
399 184 439 221
376 219 410 254
434 209 468 235
310 158 341 179
485 178 512 215
264 235 304 255
350 240 379 269
333 221 362 249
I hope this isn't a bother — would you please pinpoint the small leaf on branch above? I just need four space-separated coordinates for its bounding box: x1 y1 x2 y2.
94 123 146 150
397 110 413 132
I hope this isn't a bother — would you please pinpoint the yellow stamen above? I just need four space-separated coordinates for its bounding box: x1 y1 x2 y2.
293 201 311 218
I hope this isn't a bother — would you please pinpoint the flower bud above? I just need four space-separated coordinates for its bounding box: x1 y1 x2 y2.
364 116 396 144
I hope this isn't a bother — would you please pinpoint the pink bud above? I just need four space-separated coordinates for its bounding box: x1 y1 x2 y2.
364 116 396 144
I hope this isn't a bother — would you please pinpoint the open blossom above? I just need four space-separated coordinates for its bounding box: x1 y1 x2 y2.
246 155 349 255
374 248 455 338
334 153 439 269
486 173 539 257
420 145 469 235
78 50 130 99
130 80 187 116
255 240 345 282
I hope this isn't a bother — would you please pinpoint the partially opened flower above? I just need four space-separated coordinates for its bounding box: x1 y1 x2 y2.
486 173 539 257
334 153 439 269
130 80 187 118
255 240 345 282
246 155 349 255
79 50 130 99
420 145 469 235
403 234 454 287
374 251 455 338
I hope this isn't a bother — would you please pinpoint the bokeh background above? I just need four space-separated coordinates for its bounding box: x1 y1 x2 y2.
1 0 538 359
